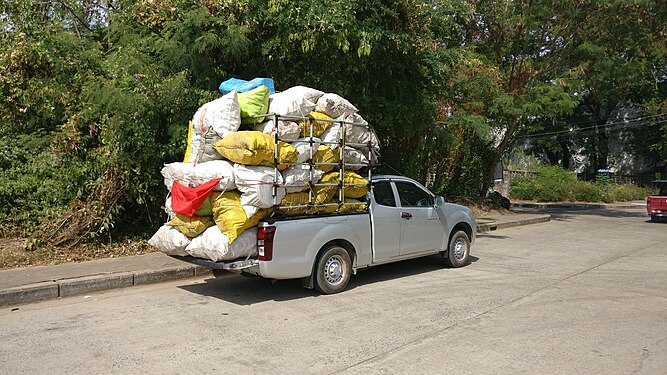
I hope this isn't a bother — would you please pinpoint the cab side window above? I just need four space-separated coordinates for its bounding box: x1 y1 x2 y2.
372 181 396 207
395 181 433 207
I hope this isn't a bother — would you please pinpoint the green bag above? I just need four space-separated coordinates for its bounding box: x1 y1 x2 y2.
238 85 270 124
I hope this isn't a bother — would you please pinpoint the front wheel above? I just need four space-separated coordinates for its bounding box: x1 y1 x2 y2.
444 230 470 268
314 245 352 294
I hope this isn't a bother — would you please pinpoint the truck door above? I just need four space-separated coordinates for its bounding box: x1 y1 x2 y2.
394 181 444 255
369 180 400 260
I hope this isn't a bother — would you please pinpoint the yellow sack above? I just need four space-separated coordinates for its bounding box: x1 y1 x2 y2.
212 191 270 243
314 172 340 203
311 145 339 172
341 171 369 198
320 198 368 214
183 121 194 163
299 112 333 137
277 192 323 216
168 214 215 238
317 171 369 202
214 131 297 170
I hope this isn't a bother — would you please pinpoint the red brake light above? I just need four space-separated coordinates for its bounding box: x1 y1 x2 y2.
257 226 276 261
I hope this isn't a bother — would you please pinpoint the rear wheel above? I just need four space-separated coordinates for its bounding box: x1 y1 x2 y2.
314 245 352 294
444 230 470 268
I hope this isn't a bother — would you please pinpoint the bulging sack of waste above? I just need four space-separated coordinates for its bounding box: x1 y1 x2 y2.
185 225 258 262
277 192 323 216
269 86 324 117
317 171 369 201
212 190 270 243
282 165 325 194
311 145 340 173
168 214 215 238
161 160 235 191
187 91 242 164
234 164 286 208
148 224 191 256
192 91 241 137
292 137 321 163
253 119 301 141
298 112 333 137
238 85 270 124
214 131 297 170
314 93 358 119
340 146 369 171
320 113 380 164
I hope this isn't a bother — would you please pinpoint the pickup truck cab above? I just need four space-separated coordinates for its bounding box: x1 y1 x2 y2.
175 175 476 294
647 180 667 222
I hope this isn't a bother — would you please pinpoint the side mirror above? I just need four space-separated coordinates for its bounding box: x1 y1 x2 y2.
435 196 445 207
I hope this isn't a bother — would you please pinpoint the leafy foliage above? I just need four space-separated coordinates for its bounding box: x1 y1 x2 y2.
510 166 649 203
0 0 664 248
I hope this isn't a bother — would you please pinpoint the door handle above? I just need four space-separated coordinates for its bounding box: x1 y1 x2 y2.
401 212 412 219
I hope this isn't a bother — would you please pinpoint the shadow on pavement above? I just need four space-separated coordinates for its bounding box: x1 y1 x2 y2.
178 255 474 305
477 233 512 239
516 207 648 222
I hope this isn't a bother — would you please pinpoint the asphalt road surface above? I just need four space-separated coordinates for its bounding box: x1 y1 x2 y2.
1 207 666 374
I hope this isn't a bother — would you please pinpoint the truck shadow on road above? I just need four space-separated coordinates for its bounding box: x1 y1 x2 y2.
178 255 479 305
517 207 648 222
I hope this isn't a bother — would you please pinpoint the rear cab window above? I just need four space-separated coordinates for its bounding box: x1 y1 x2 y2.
372 181 396 207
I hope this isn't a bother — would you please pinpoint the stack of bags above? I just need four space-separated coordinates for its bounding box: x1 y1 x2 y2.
148 78 380 262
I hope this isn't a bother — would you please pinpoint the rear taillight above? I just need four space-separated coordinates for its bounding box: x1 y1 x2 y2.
257 226 276 261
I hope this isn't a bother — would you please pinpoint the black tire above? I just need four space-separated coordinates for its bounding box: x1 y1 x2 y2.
314 245 352 294
444 230 470 268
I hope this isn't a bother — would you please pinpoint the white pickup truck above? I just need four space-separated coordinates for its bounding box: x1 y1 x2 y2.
174 174 476 294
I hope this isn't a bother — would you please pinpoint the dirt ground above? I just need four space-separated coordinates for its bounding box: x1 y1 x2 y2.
0 237 155 270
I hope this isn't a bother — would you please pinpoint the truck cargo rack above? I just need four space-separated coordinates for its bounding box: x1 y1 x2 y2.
255 113 378 214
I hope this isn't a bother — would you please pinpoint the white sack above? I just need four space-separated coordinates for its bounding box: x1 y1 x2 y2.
252 119 301 141
234 164 286 208
342 146 369 171
148 224 191 256
282 166 325 193
161 160 235 191
320 113 380 163
164 196 176 220
186 91 241 164
269 86 324 117
185 225 258 262
187 131 224 163
292 137 321 163
191 91 241 137
314 93 358 119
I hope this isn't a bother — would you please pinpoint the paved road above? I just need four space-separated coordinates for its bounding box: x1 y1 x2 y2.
1 208 665 374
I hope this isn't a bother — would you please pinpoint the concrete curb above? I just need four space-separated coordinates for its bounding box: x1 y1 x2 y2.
477 215 551 233
511 202 645 210
0 265 212 308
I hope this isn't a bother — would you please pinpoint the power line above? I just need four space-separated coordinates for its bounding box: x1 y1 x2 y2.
519 113 667 140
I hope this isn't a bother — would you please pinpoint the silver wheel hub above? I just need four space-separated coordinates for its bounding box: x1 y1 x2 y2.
453 239 466 260
324 256 344 285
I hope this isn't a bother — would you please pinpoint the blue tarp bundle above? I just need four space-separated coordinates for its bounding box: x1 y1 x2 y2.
219 77 276 95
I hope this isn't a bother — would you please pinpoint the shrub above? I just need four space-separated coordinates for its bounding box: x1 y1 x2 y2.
510 166 650 202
